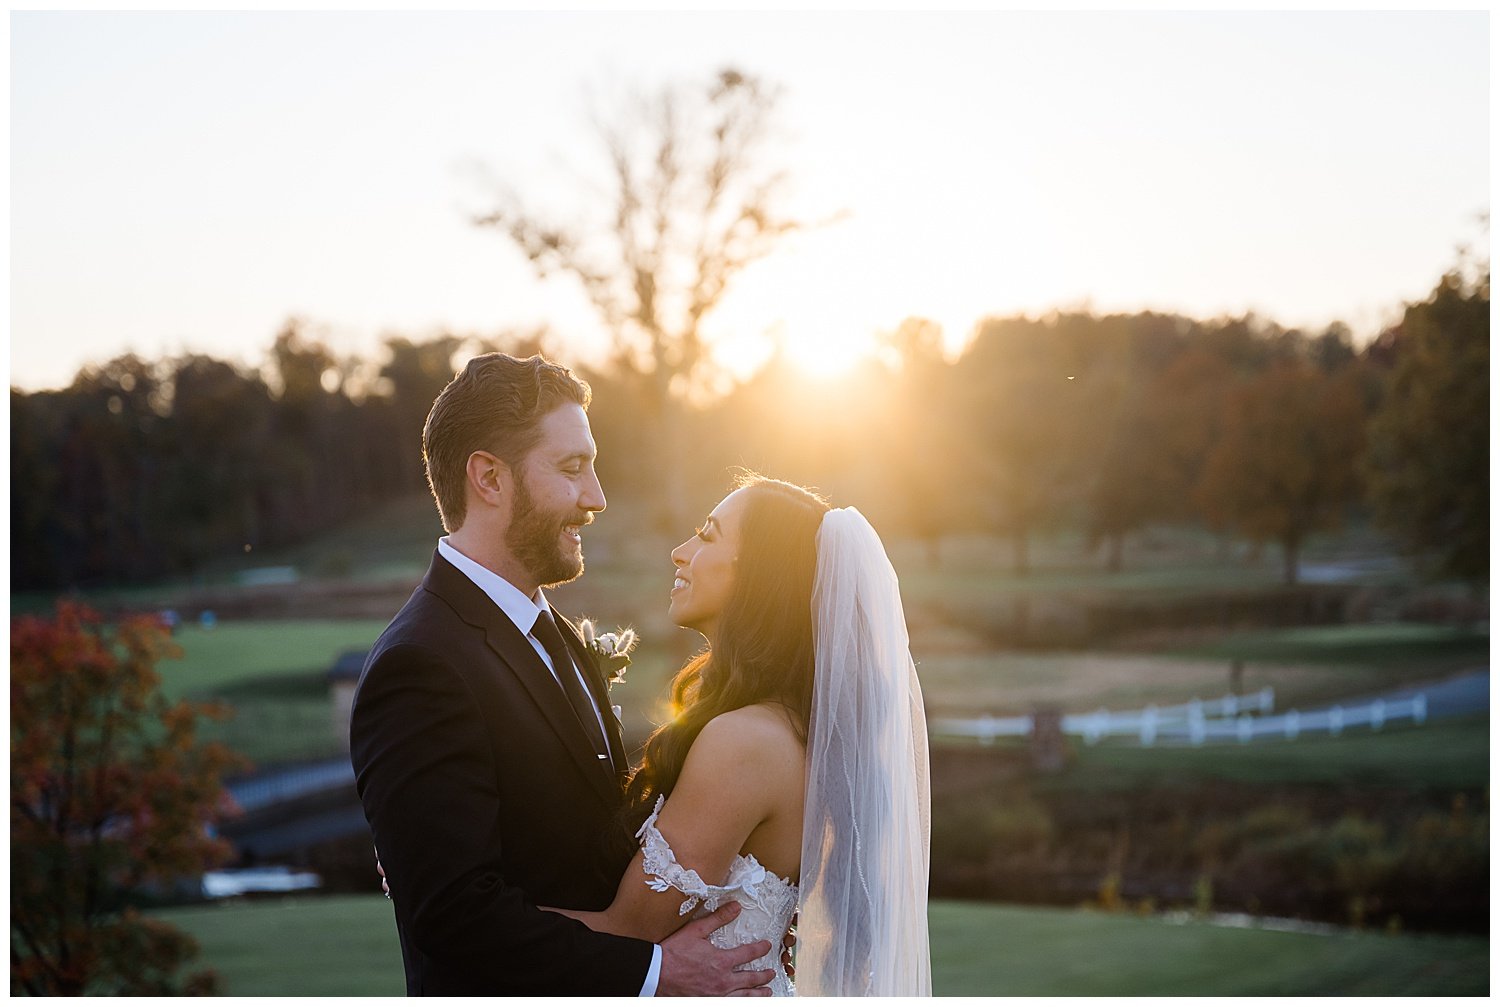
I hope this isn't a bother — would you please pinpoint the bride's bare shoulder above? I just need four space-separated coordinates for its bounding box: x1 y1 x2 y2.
684 704 805 781
703 702 804 747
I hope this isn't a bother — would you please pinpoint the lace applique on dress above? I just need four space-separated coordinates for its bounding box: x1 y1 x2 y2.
635 795 800 996
636 795 738 916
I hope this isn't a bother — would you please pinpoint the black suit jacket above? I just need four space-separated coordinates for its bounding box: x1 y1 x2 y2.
350 551 654 995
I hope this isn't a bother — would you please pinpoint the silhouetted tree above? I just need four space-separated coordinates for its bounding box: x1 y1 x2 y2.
961 314 1091 574
876 318 969 564
7 286 1474 591
473 67 809 528
1309 322 1358 373
34 355 177 584
1195 361 1366 584
162 355 275 567
379 335 463 491
1072 314 1193 570
1194 313 1312 378
1083 380 1164 572
1364 266 1489 587
1144 348 1237 551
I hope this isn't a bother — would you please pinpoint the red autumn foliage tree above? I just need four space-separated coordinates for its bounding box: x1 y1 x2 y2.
11 602 246 995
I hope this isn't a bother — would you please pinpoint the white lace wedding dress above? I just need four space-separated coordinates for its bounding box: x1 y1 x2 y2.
636 795 799 996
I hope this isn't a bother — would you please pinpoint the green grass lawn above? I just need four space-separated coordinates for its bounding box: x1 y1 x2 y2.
918 626 1487 718
157 620 392 698
929 901 1488 996
1180 622 1490 671
155 619 390 765
149 614 1487 768
571 534 1422 625
900 563 1292 599
29 498 1409 608
14 495 1446 624
209 494 444 584
1028 714 1490 792
154 895 1488 996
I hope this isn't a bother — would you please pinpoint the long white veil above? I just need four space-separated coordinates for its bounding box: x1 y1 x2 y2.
797 507 931 996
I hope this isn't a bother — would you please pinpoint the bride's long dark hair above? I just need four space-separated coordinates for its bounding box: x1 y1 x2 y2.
621 472 831 829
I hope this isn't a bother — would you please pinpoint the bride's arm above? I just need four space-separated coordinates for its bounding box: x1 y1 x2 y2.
544 706 798 942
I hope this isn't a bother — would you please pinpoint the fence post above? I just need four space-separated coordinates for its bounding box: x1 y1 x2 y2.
1140 705 1158 747
1259 686 1275 713
1085 708 1108 746
1188 704 1205 746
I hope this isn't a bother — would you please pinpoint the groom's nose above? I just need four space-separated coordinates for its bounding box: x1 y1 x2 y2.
580 467 606 513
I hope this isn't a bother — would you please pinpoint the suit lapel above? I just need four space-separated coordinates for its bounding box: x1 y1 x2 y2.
553 609 628 775
421 553 621 807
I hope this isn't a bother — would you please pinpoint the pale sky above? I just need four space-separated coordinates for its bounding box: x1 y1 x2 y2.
10 10 1490 391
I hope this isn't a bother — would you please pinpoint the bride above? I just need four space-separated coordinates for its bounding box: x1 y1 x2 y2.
546 473 931 996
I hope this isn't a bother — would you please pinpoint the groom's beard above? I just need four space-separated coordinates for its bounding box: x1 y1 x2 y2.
507 475 587 589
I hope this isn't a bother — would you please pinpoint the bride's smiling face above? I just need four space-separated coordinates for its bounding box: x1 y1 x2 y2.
668 489 749 641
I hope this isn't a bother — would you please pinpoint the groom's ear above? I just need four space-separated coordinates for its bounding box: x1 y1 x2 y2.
465 450 515 514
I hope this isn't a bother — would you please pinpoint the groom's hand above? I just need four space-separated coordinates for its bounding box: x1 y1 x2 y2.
374 848 390 898
657 902 774 997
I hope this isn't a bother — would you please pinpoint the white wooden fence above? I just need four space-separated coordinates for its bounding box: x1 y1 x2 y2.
931 688 1429 747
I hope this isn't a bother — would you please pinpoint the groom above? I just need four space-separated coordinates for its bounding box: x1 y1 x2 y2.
350 353 774 995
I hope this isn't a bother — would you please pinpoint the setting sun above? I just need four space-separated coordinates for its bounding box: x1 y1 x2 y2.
709 297 885 382
779 326 880 378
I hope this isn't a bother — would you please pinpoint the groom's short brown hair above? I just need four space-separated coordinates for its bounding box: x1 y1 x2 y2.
422 352 592 533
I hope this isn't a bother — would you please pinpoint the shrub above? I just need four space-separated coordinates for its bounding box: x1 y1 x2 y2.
11 602 245 995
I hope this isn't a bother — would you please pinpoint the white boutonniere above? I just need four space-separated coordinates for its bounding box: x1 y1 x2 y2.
579 618 637 687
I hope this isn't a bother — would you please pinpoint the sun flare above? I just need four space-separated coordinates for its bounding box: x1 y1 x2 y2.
780 328 879 378
709 313 882 383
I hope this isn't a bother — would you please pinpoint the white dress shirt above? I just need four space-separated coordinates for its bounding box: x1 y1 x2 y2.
436 537 662 996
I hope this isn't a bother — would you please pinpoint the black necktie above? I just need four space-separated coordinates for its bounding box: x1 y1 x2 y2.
532 610 610 768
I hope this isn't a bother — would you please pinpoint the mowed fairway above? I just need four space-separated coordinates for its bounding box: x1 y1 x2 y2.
144 614 1487 767
918 623 1488 719
1038 714 1490 791
154 619 391 764
928 902 1488 996
155 895 1487 996
155 620 392 698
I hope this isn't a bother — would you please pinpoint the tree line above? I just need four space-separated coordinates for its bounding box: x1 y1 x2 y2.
10 263 1487 592
670 262 1486 589
11 323 527 590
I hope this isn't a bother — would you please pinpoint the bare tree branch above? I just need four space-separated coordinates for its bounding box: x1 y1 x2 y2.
472 66 811 399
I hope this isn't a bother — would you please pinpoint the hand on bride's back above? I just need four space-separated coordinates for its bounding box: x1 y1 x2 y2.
657 902 774 996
